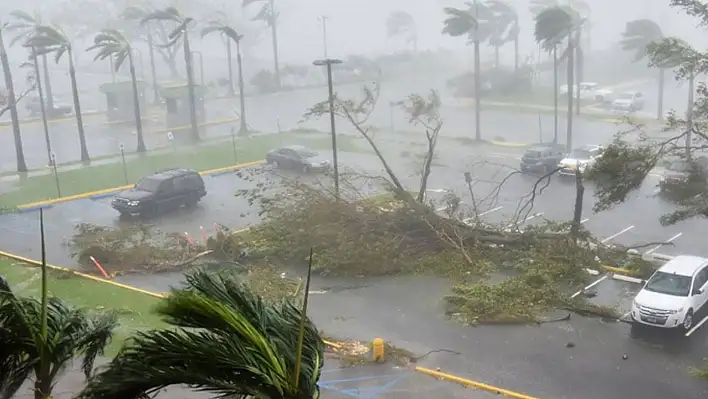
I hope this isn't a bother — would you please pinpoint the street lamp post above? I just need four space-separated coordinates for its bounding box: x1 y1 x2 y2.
313 58 343 198
191 51 205 86
318 15 329 59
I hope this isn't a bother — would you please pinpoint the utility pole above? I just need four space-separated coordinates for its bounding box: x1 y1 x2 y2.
318 15 329 59
473 0 481 141
313 58 343 198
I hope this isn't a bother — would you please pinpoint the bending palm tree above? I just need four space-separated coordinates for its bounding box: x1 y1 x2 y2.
443 3 491 142
141 7 199 141
386 11 418 52
0 210 118 399
26 25 91 163
620 19 666 120
78 270 324 399
122 5 160 105
0 21 27 172
244 0 281 89
87 29 146 153
486 0 519 71
201 20 248 135
534 5 580 152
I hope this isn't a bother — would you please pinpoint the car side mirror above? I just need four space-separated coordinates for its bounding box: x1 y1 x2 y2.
694 288 704 296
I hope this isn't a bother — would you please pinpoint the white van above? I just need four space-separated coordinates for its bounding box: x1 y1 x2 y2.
631 255 708 331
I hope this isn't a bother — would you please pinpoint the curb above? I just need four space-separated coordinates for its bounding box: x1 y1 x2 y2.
0 110 103 128
489 140 529 148
600 264 642 277
15 160 265 211
415 367 539 399
0 250 341 349
151 117 240 135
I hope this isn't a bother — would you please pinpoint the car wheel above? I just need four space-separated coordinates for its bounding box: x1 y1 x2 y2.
683 309 694 331
184 194 199 208
139 204 157 219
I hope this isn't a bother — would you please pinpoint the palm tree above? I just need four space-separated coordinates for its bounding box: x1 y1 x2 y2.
535 5 581 152
244 0 281 89
0 210 118 399
485 0 519 71
122 5 160 105
620 19 666 120
203 12 238 97
77 269 324 399
386 11 418 52
202 20 248 135
443 3 492 142
87 29 146 153
141 7 199 141
26 25 91 163
0 21 27 172
6 11 55 111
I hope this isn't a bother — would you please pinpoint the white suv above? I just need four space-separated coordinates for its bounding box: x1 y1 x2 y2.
631 255 708 331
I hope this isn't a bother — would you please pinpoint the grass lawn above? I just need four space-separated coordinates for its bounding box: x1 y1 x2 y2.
0 133 360 208
0 258 167 356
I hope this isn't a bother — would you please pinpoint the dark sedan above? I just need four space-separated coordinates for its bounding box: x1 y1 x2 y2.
265 145 331 173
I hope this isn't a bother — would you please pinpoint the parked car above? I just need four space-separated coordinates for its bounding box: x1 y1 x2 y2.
519 144 566 174
658 157 708 195
631 255 708 331
611 91 645 111
111 168 206 218
25 96 73 118
557 145 604 176
559 82 614 102
266 145 331 173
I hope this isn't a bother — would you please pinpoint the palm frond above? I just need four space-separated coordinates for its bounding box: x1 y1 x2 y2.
140 8 182 26
387 11 415 37
122 6 151 21
647 36 698 69
534 5 575 50
201 24 243 43
9 10 38 24
442 7 478 37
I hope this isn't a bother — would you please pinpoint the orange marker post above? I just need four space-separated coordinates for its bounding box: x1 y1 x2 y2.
184 232 196 248
200 226 208 243
89 256 111 279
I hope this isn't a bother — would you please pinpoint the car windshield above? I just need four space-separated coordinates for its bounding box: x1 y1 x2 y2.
644 271 692 297
568 150 591 159
668 161 689 172
293 147 317 158
617 92 635 100
525 150 542 158
135 178 161 192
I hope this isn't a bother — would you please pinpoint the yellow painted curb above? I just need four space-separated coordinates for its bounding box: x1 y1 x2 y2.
600 264 642 277
0 250 342 349
415 367 540 399
16 160 265 210
490 140 529 148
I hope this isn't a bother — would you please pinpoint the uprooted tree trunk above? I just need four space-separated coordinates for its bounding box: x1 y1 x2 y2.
570 165 585 238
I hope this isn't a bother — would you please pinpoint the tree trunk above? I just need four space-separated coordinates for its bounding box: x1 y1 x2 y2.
236 40 248 135
553 46 558 145
513 36 519 73
41 54 53 109
226 39 235 97
0 30 27 173
147 31 160 104
416 129 439 203
657 68 665 120
32 49 52 166
68 50 90 163
183 32 200 141
686 71 695 160
574 31 582 116
269 0 281 89
128 52 146 153
570 165 584 239
566 37 574 153
33 375 51 399
473 39 481 141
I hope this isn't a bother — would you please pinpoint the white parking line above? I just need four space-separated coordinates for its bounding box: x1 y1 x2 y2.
571 275 608 299
600 225 635 244
581 218 589 224
621 310 631 321
645 233 683 255
686 315 708 337
478 206 503 217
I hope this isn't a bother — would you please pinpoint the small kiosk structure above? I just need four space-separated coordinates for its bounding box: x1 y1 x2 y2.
99 81 147 122
159 84 207 130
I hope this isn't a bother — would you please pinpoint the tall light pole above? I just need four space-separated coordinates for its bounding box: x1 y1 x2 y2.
318 15 329 59
191 51 205 86
234 34 248 135
313 58 342 197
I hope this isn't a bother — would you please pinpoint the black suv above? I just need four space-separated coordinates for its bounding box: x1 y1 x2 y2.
111 169 207 217
520 144 566 173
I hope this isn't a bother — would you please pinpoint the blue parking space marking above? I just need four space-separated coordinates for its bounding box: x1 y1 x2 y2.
318 373 408 399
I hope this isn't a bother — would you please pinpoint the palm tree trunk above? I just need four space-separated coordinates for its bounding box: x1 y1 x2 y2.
128 52 146 153
32 48 53 166
686 71 695 160
658 68 665 120
566 37 575 153
553 46 558 144
574 32 582 116
34 374 51 399
147 31 160 104
513 36 519 73
474 39 481 141
494 46 500 69
183 32 200 141
236 40 248 135
0 30 27 173
269 0 281 89
41 54 53 109
226 39 235 97
68 50 90 163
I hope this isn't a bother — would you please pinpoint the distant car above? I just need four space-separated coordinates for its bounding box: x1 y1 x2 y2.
25 96 73 118
559 82 613 102
631 255 708 331
519 144 566 174
111 168 206 218
557 145 604 176
611 91 645 112
266 145 331 173
658 158 708 194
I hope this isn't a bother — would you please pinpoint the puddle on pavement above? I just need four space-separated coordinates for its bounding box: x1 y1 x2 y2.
586 276 641 314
